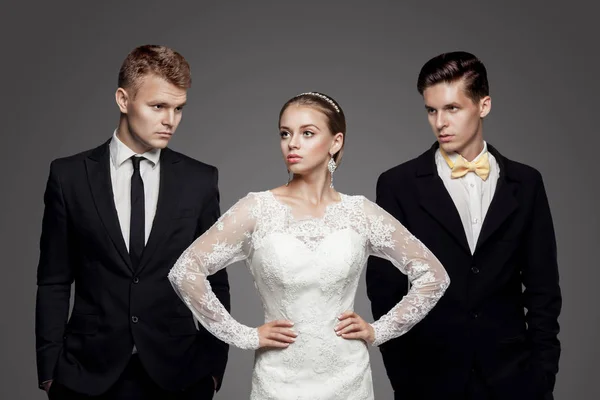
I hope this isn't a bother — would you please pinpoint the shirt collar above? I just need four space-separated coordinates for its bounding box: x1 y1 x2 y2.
109 130 161 169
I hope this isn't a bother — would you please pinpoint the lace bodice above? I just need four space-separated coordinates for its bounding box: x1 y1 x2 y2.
168 191 449 350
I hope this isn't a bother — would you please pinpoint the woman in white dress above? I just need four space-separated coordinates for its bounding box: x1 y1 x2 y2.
168 92 450 399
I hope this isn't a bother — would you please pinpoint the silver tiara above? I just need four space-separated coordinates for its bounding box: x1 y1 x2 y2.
297 92 340 113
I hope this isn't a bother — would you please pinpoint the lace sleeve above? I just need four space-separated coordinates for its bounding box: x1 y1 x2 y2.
363 198 450 346
168 193 260 350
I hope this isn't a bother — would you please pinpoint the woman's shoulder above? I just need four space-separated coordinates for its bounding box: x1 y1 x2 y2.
230 190 283 214
338 193 385 216
339 192 371 205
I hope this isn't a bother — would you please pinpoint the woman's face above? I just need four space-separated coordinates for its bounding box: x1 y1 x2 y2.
279 104 343 177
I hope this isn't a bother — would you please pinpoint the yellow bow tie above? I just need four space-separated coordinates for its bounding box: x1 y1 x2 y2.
440 149 490 181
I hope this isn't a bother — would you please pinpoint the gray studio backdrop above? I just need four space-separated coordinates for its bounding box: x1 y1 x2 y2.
2 1 598 399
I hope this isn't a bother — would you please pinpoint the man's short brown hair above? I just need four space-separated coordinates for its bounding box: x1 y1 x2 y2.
118 45 191 94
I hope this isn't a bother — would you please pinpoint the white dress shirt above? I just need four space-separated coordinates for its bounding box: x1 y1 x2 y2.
110 131 161 353
109 131 161 250
435 141 500 254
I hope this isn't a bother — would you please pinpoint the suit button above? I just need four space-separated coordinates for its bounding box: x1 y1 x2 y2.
471 266 480 274
133 277 140 284
131 316 139 323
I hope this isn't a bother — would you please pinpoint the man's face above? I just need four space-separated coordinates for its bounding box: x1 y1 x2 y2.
117 74 187 152
423 79 490 158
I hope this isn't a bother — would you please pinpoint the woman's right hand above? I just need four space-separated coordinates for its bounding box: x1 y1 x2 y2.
258 320 297 348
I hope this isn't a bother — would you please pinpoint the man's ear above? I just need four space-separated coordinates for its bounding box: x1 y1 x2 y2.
479 95 491 118
116 87 130 114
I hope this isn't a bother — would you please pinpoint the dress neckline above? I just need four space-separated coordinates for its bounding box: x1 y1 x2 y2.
265 190 346 222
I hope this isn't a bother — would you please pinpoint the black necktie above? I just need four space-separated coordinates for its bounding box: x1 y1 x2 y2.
129 156 145 270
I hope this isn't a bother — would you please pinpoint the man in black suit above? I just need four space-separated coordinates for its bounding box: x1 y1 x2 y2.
35 45 230 399
366 51 561 400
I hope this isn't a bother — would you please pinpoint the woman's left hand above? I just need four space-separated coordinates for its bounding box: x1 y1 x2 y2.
335 311 375 344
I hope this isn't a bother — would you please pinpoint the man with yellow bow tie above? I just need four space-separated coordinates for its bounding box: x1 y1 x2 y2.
367 52 561 400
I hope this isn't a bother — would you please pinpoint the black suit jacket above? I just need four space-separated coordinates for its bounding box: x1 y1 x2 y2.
366 143 561 400
35 141 230 395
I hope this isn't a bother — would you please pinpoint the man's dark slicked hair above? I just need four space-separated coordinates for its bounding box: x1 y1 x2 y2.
417 51 489 103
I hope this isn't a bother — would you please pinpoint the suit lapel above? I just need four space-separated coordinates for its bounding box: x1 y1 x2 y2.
136 148 182 274
85 140 133 273
475 144 519 252
415 145 471 255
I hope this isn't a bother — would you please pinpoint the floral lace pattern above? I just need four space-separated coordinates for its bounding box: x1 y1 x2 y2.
168 191 449 399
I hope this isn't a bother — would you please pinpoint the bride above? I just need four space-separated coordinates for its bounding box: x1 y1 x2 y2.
168 92 450 399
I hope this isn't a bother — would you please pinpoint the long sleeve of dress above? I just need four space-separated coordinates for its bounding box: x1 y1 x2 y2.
168 193 260 350
363 198 450 347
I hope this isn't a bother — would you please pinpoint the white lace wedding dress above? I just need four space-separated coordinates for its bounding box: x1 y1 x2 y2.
168 191 449 399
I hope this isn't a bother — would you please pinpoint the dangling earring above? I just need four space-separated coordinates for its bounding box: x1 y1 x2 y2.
327 155 337 189
286 169 292 186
